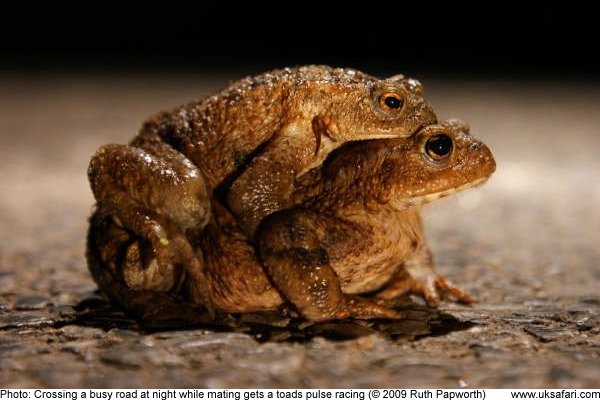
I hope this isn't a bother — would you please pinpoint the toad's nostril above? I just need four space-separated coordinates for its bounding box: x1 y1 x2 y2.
469 142 482 151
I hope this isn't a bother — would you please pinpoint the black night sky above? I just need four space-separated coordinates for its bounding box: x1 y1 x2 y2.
2 5 597 79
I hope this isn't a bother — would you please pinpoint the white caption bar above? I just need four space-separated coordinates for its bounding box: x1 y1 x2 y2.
0 389 598 400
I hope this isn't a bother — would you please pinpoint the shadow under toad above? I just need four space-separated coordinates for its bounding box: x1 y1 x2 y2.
55 293 475 342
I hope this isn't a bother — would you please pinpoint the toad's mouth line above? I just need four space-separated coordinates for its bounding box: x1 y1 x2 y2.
417 176 490 203
392 176 491 208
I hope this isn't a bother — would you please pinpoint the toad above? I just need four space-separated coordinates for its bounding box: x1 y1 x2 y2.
257 119 495 320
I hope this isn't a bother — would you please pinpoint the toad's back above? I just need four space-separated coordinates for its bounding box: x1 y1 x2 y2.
129 66 378 190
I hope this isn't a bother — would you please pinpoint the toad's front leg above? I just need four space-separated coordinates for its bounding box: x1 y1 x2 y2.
87 141 213 311
227 120 335 237
257 210 403 321
376 244 475 306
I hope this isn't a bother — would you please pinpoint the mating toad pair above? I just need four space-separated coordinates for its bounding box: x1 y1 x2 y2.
87 65 495 324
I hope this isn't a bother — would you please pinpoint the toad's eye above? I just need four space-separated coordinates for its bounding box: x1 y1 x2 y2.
378 93 404 111
425 134 453 161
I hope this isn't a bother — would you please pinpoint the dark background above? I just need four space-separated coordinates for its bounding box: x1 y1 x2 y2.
2 5 597 78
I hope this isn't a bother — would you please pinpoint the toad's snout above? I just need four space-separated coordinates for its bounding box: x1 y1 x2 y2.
469 138 496 178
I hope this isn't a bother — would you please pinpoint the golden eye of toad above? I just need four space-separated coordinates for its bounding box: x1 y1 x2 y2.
425 134 453 160
379 93 403 110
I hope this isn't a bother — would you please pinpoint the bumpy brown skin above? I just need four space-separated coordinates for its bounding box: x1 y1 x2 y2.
87 65 437 322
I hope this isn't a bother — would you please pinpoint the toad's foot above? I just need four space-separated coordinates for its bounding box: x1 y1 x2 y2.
87 211 214 321
376 270 475 306
376 245 475 307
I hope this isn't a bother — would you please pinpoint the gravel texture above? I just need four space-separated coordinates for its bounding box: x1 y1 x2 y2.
0 73 598 388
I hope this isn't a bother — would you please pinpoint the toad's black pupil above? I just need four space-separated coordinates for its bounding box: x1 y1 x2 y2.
384 95 402 109
426 134 453 157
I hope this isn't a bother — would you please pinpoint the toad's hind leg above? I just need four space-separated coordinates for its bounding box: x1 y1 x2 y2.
257 210 403 322
87 141 213 313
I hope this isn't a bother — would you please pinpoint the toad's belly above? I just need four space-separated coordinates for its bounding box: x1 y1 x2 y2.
329 210 422 294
